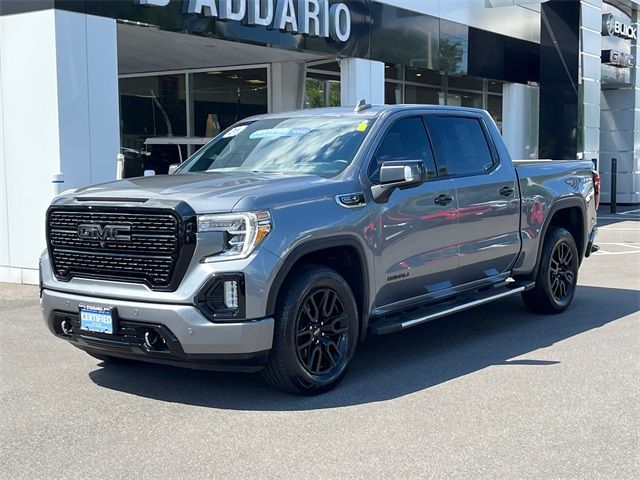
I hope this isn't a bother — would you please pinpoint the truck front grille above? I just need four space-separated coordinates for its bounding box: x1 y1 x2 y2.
46 206 196 291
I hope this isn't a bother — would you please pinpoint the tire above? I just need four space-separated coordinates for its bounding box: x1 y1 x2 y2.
261 265 359 395
522 227 579 314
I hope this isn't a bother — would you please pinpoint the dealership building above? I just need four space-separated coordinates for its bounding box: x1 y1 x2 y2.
0 0 638 284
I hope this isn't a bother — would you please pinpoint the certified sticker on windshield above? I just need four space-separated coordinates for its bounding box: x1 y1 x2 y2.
223 125 248 138
249 127 311 140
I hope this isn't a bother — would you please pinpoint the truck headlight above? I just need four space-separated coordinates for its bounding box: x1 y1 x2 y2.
198 211 271 262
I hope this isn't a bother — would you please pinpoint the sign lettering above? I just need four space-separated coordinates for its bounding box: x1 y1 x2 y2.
602 49 635 68
136 0 351 41
602 13 637 40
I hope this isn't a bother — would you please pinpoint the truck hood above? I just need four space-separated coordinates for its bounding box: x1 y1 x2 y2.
73 172 351 213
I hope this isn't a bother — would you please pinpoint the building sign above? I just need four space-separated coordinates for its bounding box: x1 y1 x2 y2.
136 0 352 42
601 13 637 40
602 49 635 68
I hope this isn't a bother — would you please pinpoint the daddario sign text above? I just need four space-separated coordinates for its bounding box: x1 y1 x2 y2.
137 0 352 42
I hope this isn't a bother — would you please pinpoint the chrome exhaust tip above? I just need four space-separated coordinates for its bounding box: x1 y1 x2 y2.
60 319 73 335
143 330 166 351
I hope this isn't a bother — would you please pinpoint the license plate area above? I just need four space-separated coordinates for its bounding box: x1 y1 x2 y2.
79 305 117 334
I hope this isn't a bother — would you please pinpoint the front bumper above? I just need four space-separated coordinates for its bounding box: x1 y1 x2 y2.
41 288 274 372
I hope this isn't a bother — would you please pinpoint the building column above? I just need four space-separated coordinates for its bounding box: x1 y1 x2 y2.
271 61 306 113
599 8 640 205
502 83 540 160
631 8 640 205
539 0 602 161
0 9 120 284
339 58 385 107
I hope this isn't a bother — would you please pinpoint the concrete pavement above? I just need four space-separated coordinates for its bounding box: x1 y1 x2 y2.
1 216 638 479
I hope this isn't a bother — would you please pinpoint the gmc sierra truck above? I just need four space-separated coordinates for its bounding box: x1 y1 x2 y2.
40 104 600 395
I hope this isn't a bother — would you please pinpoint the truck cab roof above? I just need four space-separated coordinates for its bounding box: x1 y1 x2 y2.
244 104 490 121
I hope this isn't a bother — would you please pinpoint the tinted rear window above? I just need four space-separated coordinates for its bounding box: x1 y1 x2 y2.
425 116 495 176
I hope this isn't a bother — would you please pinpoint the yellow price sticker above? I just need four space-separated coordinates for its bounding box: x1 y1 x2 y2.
356 121 369 132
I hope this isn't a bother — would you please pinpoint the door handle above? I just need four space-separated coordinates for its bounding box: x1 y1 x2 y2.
499 186 515 197
434 194 453 206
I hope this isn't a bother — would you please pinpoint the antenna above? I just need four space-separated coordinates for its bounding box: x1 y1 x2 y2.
354 98 372 113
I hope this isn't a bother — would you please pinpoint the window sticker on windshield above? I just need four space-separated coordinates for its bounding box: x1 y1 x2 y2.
249 127 311 140
222 125 248 138
356 121 369 132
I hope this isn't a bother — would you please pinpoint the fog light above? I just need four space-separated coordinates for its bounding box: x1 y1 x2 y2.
195 274 245 321
223 280 239 309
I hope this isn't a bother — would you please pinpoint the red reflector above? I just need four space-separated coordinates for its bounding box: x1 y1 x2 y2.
592 170 601 209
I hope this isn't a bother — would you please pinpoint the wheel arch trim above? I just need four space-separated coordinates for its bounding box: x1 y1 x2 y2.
265 235 371 341
532 196 588 278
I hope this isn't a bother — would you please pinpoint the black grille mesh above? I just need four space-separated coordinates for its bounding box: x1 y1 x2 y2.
47 208 187 289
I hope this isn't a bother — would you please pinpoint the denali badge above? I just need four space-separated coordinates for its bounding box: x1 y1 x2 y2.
77 224 132 242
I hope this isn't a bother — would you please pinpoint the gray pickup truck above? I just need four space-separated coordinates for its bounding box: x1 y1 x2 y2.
40 104 600 395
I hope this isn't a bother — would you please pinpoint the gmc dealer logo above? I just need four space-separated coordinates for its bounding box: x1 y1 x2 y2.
77 224 132 242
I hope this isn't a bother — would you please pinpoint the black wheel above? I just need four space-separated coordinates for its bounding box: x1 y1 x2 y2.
261 265 359 395
522 227 579 314
86 352 131 365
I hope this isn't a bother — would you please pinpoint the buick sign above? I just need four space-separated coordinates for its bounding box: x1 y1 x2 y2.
602 13 637 40
136 0 352 42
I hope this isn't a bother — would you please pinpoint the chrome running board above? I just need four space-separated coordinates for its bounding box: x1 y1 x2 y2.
369 282 532 335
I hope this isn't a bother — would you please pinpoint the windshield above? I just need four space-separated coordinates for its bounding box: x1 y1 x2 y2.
177 115 374 176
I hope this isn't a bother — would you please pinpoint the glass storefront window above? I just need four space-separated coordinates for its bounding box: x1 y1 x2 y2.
370 8 439 70
447 75 484 91
305 75 340 109
487 95 503 131
384 64 402 81
406 85 443 105
488 80 504 94
446 91 483 109
389 66 444 106
190 68 268 136
119 67 268 175
385 64 403 104
439 22 468 75
405 67 442 87
305 62 341 109
385 82 403 104
383 67 503 123
119 74 187 150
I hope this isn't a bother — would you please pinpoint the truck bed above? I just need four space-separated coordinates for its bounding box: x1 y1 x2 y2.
513 159 597 276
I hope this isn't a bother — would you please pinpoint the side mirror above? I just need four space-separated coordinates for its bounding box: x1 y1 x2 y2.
372 160 427 202
168 163 181 174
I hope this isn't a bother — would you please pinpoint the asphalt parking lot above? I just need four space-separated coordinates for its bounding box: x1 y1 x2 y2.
1 213 639 479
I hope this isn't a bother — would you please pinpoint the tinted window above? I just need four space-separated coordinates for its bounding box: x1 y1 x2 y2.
369 117 437 182
425 116 495 176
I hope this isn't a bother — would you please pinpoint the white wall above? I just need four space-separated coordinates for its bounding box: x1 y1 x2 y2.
0 17 8 277
0 10 61 284
375 0 542 43
0 10 119 284
54 11 120 190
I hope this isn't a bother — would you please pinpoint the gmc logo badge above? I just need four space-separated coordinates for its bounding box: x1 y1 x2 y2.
77 224 132 242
